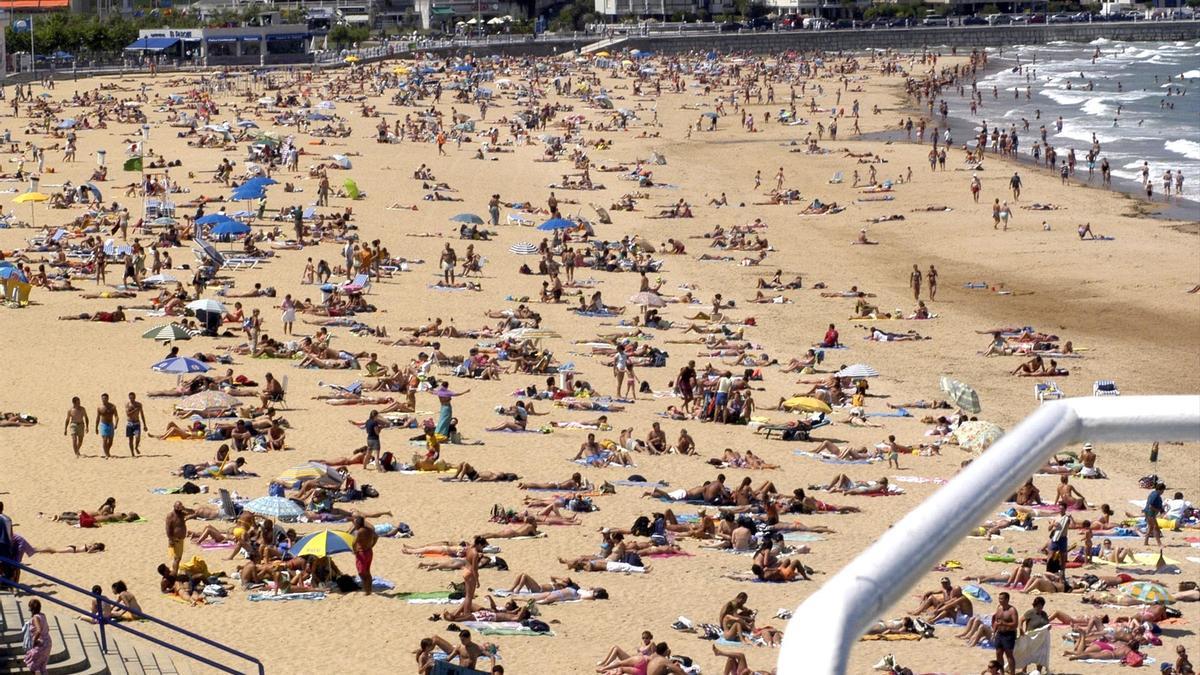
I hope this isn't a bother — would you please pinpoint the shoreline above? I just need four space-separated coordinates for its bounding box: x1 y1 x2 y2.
877 53 1199 223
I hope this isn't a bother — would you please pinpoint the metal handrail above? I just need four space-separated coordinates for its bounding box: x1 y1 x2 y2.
777 394 1200 674
0 556 264 675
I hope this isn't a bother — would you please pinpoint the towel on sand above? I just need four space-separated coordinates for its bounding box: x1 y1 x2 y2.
461 621 554 637
392 590 456 604
247 591 326 602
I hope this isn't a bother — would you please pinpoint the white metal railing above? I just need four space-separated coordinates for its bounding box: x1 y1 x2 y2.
778 395 1200 675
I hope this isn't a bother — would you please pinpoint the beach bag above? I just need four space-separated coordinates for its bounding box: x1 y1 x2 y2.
1123 651 1144 667
378 452 395 472
1138 474 1158 489
21 619 34 651
268 482 285 498
180 481 200 495
621 552 644 568
523 619 551 633
181 464 199 479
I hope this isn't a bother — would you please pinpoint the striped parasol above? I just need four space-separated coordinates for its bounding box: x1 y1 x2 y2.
509 242 538 255
243 496 304 521
836 363 879 379
940 376 982 414
175 390 240 412
142 324 192 342
1118 581 1172 605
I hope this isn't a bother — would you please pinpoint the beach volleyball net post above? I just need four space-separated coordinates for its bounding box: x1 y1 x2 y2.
777 395 1200 675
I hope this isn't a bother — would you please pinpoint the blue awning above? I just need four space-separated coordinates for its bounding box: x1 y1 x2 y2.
206 36 239 43
125 37 180 51
266 33 308 41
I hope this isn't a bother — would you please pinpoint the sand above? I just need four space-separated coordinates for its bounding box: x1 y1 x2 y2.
0 51 1197 675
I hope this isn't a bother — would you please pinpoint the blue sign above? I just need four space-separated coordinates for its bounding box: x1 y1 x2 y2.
12 19 29 33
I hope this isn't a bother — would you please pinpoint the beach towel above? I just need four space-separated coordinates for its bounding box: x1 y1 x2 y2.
890 476 948 485
612 480 667 488
393 591 457 605
247 591 326 602
793 450 879 465
644 550 694 559
1094 552 1181 567
860 633 922 641
199 541 235 549
461 621 554 637
865 409 912 418
781 532 825 543
356 576 395 591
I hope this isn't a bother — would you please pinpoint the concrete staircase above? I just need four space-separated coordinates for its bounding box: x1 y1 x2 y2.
0 592 188 675
578 37 628 55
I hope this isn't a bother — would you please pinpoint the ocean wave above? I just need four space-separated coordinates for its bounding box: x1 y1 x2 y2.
1165 139 1200 161
1181 69 1200 79
1089 38 1111 46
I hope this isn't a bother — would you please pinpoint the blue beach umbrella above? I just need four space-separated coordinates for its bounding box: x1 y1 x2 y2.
211 220 251 237
196 213 235 225
538 217 575 231
231 186 266 201
241 176 278 188
151 356 211 374
0 266 28 282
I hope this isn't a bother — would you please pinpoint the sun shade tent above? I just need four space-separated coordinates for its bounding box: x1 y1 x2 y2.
125 37 180 51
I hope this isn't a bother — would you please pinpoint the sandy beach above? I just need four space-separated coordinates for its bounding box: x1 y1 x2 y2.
0 49 1197 675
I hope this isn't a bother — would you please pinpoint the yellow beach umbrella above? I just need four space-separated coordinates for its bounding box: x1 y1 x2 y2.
594 51 610 57
293 529 354 557
276 461 331 485
13 191 49 227
392 66 410 75
781 397 832 414
344 55 360 64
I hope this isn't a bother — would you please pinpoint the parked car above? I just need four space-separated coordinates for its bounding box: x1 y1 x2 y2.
803 17 831 29
747 16 775 30
833 19 856 29
778 15 800 29
921 16 950 26
888 17 915 27
1028 13 1046 23
961 15 987 25
1048 13 1074 23
719 21 743 32
986 14 1012 25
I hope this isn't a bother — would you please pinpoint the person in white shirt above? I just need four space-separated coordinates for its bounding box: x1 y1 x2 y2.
1164 492 1193 520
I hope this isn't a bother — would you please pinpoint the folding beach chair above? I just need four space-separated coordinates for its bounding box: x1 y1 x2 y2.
828 171 844 184
217 489 238 520
1093 380 1120 397
1034 382 1064 402
342 273 371 294
145 199 161 219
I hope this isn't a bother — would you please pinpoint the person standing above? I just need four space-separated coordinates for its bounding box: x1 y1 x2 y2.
125 393 147 458
165 502 188 576
1048 503 1073 566
440 243 457 286
1009 171 1022 200
352 515 377 595
0 501 14 581
488 193 500 227
992 592 1019 675
64 396 88 458
927 265 939 301
364 410 383 472
22 598 51 675
677 360 697 415
280 294 296 336
95 393 118 459
1143 481 1166 548
910 264 922 301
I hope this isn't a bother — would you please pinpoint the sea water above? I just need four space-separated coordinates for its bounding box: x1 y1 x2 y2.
955 39 1200 207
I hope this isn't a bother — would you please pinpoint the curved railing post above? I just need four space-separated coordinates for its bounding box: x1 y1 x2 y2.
778 395 1200 675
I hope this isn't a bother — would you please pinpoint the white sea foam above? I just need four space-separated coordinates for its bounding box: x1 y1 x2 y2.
1165 139 1200 161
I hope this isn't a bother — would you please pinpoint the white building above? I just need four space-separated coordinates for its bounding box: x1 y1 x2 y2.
593 0 734 18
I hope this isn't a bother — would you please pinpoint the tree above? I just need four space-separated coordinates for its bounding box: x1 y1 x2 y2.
328 23 369 48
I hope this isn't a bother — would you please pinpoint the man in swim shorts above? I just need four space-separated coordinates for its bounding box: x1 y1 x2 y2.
352 515 377 595
125 392 147 458
165 502 189 576
95 393 119 459
992 591 1019 674
64 396 89 458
